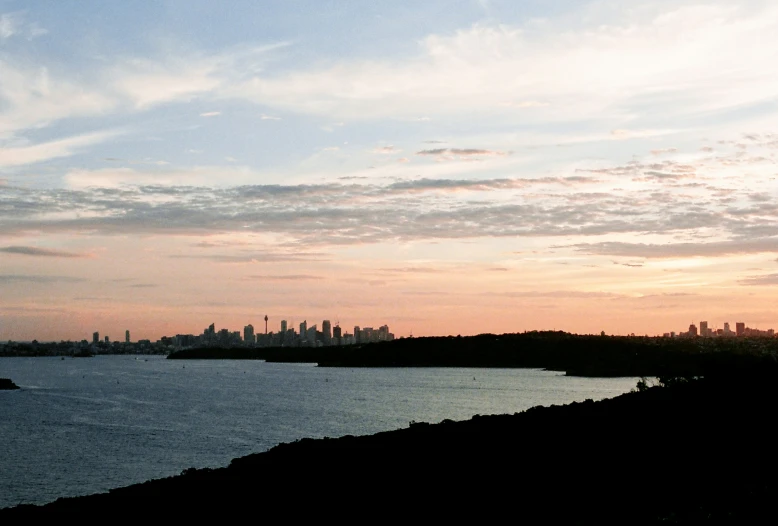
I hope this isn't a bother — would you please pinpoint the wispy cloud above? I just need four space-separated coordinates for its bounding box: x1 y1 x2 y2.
572 239 778 259
372 145 398 154
0 61 115 137
0 12 46 40
0 130 121 168
0 12 21 39
739 273 778 286
170 252 330 263
486 290 624 299
0 246 92 258
0 274 86 283
416 148 508 157
220 5 778 122
243 274 323 281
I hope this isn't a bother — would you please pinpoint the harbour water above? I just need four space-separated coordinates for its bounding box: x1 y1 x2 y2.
0 355 638 508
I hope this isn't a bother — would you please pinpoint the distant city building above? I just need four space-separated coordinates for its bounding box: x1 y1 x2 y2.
204 323 216 343
89 316 399 351
674 319 778 339
244 324 255 345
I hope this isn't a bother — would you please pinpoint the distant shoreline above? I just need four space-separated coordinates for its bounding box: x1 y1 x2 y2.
167 331 778 378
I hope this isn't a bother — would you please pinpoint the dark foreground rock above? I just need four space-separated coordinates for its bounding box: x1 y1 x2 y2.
0 378 19 390
4 374 778 523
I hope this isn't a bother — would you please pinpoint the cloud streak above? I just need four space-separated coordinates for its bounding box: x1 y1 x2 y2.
0 274 86 283
0 246 91 258
0 130 122 168
572 239 778 259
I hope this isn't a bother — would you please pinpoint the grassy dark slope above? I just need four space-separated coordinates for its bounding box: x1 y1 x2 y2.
170 331 778 377
6 370 778 523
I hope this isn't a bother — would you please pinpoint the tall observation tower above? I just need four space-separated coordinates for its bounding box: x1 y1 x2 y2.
264 315 269 335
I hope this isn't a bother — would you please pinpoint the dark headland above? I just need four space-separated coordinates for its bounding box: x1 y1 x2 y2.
4 370 778 523
0 378 20 390
169 331 778 378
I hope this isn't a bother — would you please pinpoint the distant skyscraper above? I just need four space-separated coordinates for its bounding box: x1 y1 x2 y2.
700 321 708 337
104 336 110 344
688 324 698 337
354 326 360 344
322 320 332 345
307 325 317 345
93 331 99 344
736 322 745 336
281 320 288 333
125 330 130 344
300 320 307 340
244 324 255 345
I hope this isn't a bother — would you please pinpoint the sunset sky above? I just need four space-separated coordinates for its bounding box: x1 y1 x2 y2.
2 1 778 341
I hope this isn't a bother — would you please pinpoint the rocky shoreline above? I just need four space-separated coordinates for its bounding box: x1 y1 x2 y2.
3 373 777 522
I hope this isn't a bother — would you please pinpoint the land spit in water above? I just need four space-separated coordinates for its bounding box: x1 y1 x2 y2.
4 372 778 523
0 378 19 390
169 331 778 378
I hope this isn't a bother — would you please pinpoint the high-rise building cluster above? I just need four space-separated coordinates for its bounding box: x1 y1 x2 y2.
165 317 395 350
665 320 776 338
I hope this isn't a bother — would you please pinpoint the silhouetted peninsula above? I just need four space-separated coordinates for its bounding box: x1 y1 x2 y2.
169 331 778 378
5 370 778 522
0 378 19 390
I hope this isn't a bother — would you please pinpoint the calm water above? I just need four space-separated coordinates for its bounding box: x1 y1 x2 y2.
0 356 638 508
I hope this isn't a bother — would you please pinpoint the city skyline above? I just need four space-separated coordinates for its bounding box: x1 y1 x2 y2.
12 315 778 344
3 2 778 341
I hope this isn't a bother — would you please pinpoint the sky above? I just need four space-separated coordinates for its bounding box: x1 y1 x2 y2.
2 0 778 341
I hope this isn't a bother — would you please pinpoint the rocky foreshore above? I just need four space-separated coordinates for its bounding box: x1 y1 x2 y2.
3 373 778 523
0 378 20 390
